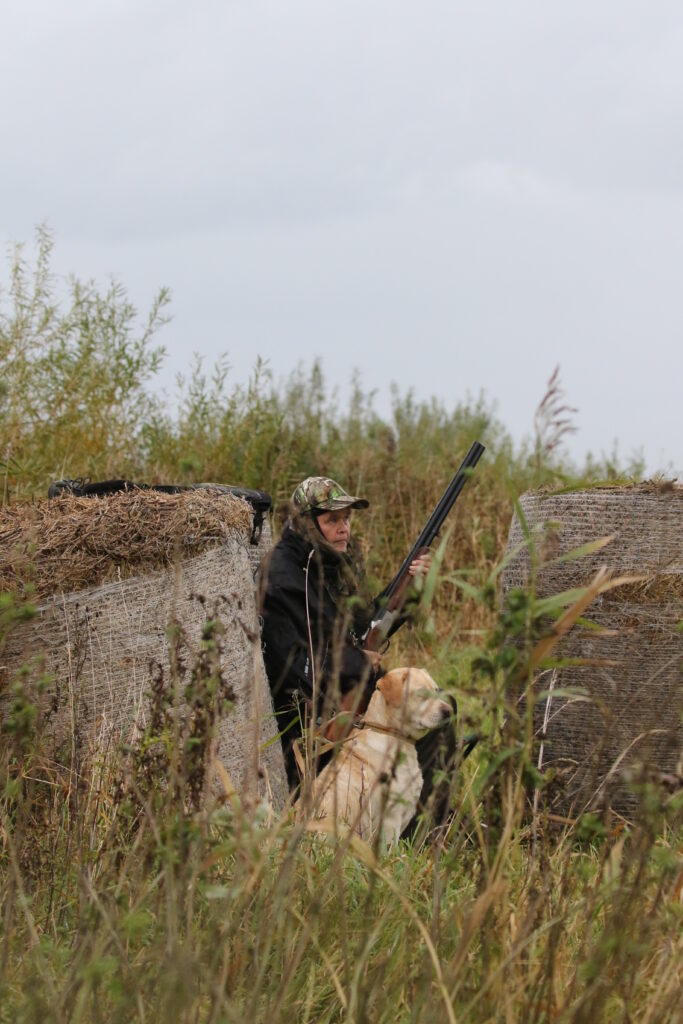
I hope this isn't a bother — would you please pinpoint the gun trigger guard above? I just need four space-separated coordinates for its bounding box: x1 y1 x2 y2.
379 639 390 656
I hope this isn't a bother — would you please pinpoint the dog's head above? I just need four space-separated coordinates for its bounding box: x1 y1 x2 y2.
371 667 453 739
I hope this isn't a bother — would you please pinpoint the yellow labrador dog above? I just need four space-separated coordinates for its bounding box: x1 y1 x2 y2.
301 667 452 847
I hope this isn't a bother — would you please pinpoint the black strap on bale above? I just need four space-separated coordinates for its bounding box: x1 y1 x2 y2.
48 479 272 545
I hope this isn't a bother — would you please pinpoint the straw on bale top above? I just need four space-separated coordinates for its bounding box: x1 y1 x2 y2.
0 489 254 601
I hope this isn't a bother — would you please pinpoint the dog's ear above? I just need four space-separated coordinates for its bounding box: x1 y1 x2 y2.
377 668 410 707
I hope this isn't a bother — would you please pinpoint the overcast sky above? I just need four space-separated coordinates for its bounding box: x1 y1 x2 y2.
2 1 681 473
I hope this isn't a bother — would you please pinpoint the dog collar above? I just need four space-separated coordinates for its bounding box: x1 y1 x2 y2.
358 720 410 741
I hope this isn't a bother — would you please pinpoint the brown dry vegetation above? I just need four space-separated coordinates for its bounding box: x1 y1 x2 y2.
0 489 252 600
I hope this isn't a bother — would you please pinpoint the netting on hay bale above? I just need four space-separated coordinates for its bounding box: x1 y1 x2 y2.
501 484 682 818
0 490 287 811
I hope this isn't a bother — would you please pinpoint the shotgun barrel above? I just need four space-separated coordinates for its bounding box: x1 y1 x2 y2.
383 440 485 602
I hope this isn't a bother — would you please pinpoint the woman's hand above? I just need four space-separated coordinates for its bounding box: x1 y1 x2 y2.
408 552 432 577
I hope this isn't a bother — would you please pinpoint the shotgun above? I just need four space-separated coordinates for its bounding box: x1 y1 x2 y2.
364 440 485 650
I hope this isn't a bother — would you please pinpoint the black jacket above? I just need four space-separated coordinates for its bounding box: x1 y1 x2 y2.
259 521 377 785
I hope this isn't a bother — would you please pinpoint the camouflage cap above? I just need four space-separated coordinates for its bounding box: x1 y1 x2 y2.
291 477 369 515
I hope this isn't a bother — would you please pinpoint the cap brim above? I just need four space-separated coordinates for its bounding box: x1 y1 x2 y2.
325 496 369 511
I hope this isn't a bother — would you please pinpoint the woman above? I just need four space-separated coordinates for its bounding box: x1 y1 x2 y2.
259 475 456 811
258 476 380 788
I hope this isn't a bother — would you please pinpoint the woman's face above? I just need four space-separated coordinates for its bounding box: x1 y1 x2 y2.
317 509 352 552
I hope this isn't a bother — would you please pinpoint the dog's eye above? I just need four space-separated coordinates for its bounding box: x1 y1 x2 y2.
378 772 390 785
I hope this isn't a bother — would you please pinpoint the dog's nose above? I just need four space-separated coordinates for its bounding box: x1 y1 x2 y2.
437 692 457 718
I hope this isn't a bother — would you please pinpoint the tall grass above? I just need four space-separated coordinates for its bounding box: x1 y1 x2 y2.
0 569 680 1023
1 230 677 1023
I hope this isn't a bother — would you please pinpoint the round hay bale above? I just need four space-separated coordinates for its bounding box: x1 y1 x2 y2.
501 484 682 818
0 491 288 811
